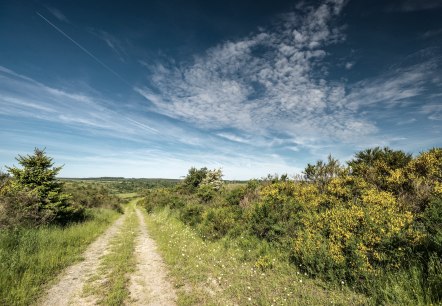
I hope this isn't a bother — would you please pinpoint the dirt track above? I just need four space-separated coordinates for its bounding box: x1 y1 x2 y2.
127 208 177 305
38 205 176 306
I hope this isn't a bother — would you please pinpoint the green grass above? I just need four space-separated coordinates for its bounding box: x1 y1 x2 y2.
83 199 138 305
143 207 368 305
0 208 120 306
117 192 139 199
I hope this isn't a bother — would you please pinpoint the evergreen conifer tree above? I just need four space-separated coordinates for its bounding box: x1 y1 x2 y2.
6 148 83 224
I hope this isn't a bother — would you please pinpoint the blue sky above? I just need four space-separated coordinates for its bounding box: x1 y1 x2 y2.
1 0 441 179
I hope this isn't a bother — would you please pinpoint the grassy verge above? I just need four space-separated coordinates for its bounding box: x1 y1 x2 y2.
117 192 139 200
83 199 138 305
0 208 120 306
144 207 368 305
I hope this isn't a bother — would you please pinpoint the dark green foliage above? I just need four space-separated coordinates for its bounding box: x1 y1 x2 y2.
179 203 203 226
0 171 9 189
2 149 84 226
422 197 442 255
0 189 44 227
181 167 208 193
197 206 241 240
196 184 215 203
140 188 184 213
349 147 412 171
303 155 343 191
422 198 442 294
225 186 246 206
426 253 442 301
63 182 124 214
348 147 412 191
109 178 179 193
249 202 285 240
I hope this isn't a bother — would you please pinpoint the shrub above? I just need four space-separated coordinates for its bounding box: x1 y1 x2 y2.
225 186 246 206
0 189 46 227
303 155 344 192
427 253 442 301
196 184 215 203
197 206 239 240
179 203 203 226
63 182 124 213
180 167 208 193
348 147 412 192
199 168 223 191
142 148 442 304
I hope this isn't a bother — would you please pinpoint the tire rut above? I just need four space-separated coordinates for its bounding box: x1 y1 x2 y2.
127 208 177 306
38 213 127 306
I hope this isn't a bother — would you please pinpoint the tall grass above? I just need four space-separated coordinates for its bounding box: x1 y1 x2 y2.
0 208 120 305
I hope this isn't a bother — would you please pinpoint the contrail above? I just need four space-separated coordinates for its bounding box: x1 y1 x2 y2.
36 12 131 87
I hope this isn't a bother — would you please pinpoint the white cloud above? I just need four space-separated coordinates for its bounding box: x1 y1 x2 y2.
56 148 302 180
0 66 160 141
345 62 354 69
345 62 434 110
90 30 128 62
216 132 251 144
422 103 442 120
46 6 69 23
136 0 440 154
137 0 373 148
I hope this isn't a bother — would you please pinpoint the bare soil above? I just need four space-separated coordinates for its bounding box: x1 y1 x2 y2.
38 206 177 305
127 208 177 306
38 214 127 306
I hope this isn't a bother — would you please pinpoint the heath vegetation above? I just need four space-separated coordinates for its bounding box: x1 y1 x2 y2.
141 146 442 305
1 146 441 305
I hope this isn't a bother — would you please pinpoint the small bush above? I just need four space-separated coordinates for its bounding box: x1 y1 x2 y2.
197 206 240 240
63 182 124 214
179 203 203 226
254 255 274 271
141 188 184 212
196 184 215 203
225 186 246 206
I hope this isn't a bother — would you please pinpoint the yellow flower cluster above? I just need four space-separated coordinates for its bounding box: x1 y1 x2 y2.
290 175 418 275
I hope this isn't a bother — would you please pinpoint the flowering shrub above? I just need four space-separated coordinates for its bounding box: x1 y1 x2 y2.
141 147 442 303
200 168 223 191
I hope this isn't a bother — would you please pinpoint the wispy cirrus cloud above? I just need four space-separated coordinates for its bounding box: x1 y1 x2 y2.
345 61 436 110
0 65 299 179
136 0 357 146
46 6 69 23
216 132 251 144
54 147 302 179
136 0 439 152
89 30 128 62
135 0 371 148
0 66 159 139
422 103 442 120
